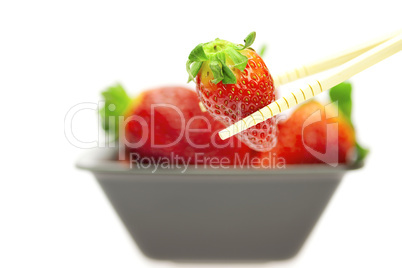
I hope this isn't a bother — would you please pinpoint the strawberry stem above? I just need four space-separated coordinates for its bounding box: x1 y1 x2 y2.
186 32 257 85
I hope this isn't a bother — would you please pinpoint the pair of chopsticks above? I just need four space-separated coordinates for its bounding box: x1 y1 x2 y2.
219 30 402 140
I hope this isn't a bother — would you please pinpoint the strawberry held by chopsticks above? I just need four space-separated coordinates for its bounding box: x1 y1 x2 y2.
186 32 277 152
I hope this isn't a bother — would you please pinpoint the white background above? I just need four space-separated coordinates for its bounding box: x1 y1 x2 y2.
1 1 402 267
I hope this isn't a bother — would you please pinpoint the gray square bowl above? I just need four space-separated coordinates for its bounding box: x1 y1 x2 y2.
76 147 363 262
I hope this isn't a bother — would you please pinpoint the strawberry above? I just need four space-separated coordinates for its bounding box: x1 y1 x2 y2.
271 100 356 165
259 82 369 166
100 84 259 166
186 32 277 152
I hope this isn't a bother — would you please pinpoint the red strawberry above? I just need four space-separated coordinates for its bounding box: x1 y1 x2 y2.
186 32 277 152
118 86 258 165
268 100 356 165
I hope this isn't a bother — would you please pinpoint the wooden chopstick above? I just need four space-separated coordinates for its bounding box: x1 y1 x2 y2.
219 32 402 140
272 29 402 86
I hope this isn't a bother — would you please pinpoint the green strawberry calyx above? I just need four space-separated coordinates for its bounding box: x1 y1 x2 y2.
99 83 131 141
329 82 369 163
186 32 256 85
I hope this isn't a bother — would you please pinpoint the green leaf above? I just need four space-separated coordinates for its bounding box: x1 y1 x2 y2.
100 84 131 141
209 60 224 84
226 47 249 71
187 61 203 82
259 44 268 58
242 31 256 49
329 82 352 122
221 63 237 84
188 43 208 62
186 59 193 82
356 143 370 163
216 51 226 64
329 82 369 163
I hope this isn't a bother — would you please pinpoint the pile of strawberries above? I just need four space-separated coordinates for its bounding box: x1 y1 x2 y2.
100 32 365 167
102 85 357 167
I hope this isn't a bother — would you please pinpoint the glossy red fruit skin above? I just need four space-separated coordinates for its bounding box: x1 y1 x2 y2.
196 49 277 152
123 86 258 165
270 101 356 165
